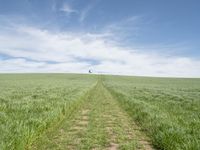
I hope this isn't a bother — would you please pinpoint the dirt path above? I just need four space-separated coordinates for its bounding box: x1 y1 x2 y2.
32 81 154 150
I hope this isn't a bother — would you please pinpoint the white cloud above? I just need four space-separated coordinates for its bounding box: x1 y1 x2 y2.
0 58 90 73
0 25 200 77
59 2 95 22
79 1 98 23
79 5 92 22
60 3 78 14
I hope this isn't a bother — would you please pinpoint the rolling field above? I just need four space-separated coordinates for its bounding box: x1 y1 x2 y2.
104 76 200 150
0 74 200 150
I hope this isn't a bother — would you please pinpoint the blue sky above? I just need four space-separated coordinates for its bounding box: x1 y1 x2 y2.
0 0 200 77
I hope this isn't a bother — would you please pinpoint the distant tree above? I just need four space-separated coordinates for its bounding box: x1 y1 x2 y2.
89 70 92 73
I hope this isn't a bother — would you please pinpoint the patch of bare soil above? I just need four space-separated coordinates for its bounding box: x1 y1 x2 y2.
107 143 119 150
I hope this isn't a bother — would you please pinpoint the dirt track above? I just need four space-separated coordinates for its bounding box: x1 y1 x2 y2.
32 81 154 150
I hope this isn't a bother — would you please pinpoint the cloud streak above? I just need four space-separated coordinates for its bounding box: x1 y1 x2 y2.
79 1 98 23
60 3 78 14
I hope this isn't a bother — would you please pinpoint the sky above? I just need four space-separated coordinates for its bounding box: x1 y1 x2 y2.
0 0 200 77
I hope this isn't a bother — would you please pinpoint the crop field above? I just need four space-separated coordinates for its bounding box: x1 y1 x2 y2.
0 74 200 150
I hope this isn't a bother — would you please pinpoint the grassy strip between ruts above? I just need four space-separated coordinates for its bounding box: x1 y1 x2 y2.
28 84 96 149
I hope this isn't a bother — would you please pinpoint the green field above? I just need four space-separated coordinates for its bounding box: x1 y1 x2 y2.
0 74 200 150
104 76 200 150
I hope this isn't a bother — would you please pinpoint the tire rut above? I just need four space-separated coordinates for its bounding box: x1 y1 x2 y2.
31 80 154 150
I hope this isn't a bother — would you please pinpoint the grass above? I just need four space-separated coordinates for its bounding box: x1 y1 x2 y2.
103 75 200 150
32 80 145 150
0 74 199 150
0 74 97 149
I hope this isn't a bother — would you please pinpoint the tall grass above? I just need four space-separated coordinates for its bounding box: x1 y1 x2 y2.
104 76 200 150
0 74 96 149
